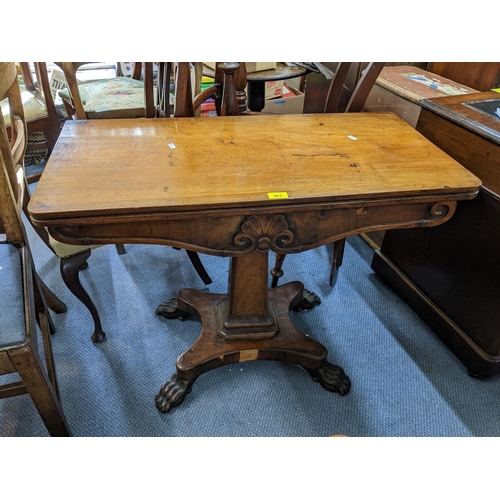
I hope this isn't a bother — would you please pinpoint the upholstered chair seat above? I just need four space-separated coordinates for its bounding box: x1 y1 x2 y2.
1 86 48 125
47 233 100 258
0 244 26 350
58 76 147 118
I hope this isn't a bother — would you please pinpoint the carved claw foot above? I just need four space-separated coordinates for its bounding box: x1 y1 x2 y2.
156 297 190 320
292 289 322 312
306 361 351 395
155 372 194 413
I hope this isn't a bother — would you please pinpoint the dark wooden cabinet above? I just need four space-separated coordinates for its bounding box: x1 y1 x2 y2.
371 91 500 378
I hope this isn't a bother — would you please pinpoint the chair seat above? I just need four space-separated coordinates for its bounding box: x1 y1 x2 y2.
1 89 48 125
48 233 101 259
58 76 145 114
85 87 145 113
0 244 26 349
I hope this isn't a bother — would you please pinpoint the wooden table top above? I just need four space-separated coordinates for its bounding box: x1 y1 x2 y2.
28 113 481 225
376 65 479 103
420 91 500 144
203 62 309 82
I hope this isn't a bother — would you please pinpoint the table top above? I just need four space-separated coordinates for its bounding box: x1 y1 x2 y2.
376 65 479 103
420 90 500 144
203 62 309 82
28 113 481 226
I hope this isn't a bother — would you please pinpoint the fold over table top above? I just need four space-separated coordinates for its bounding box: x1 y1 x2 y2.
28 113 481 225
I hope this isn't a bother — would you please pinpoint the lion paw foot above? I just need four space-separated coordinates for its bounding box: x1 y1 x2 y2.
155 373 194 413
292 289 321 312
307 361 351 395
156 298 190 320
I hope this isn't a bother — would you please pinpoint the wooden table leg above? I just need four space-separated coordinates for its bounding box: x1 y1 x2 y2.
155 251 350 413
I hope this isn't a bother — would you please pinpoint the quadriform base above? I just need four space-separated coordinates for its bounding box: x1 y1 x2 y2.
155 274 350 413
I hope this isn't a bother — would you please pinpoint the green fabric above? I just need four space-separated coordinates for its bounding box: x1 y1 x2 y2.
58 77 144 106
85 88 144 113
48 233 101 259
1 89 47 125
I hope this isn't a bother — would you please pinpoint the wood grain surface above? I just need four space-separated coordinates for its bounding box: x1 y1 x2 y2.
29 113 481 224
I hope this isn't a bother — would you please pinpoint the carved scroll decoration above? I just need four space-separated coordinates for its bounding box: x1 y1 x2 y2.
426 201 456 226
429 202 450 219
234 214 294 253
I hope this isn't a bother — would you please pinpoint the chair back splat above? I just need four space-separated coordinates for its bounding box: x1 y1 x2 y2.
0 62 71 437
325 62 386 113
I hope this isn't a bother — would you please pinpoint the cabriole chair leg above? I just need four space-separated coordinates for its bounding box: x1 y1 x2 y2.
59 250 106 343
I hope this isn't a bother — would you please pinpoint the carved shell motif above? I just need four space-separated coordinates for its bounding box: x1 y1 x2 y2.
234 214 294 253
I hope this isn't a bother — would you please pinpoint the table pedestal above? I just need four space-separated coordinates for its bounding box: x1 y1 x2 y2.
155 251 350 413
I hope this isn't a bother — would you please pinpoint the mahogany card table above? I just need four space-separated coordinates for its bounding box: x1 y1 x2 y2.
28 113 481 412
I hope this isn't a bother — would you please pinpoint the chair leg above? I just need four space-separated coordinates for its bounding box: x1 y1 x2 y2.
9 346 72 437
186 250 212 285
329 238 346 288
35 272 67 314
115 244 126 255
59 250 106 343
30 272 58 336
27 249 59 389
270 252 322 311
38 304 59 395
270 253 286 288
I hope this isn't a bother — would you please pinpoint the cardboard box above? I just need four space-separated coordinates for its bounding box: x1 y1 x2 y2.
261 86 304 114
265 80 284 100
245 62 276 73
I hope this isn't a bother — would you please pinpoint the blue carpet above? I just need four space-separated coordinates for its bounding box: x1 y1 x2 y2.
2 215 500 438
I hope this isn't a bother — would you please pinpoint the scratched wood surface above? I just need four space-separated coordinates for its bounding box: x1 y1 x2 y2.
375 66 479 103
28 113 481 223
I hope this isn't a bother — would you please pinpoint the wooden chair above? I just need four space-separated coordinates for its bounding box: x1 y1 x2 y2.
270 62 386 294
5 64 129 343
149 62 245 119
192 62 247 116
55 62 146 119
0 63 62 182
0 62 71 436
